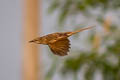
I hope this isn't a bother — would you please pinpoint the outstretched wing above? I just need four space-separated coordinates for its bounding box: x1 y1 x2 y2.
48 38 70 56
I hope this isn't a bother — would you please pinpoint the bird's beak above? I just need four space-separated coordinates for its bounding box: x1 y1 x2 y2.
29 40 34 43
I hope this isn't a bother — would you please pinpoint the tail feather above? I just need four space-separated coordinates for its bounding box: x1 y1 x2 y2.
67 26 95 36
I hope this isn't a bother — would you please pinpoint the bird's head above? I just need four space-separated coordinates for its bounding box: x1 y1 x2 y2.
29 37 44 44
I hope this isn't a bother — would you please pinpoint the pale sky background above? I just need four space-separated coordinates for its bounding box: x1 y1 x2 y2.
0 0 61 80
0 0 22 80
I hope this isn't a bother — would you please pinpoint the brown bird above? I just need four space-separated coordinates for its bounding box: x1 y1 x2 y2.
29 26 94 56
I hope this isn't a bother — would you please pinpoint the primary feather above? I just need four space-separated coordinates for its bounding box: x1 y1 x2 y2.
48 38 70 56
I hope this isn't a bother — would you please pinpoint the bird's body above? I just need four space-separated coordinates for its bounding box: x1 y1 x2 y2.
29 26 94 56
30 32 69 44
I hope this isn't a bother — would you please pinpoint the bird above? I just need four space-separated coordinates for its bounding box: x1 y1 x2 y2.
29 26 94 56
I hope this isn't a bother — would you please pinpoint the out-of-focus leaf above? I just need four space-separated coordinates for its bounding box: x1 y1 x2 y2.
45 59 58 80
107 39 120 54
58 9 68 25
48 0 59 13
84 65 96 80
58 0 72 25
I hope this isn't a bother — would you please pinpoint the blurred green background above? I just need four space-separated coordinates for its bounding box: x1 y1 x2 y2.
45 0 120 80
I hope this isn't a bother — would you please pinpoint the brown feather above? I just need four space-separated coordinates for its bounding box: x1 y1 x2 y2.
48 38 70 56
29 26 94 56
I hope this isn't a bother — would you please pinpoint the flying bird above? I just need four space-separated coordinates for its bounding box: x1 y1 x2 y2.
29 26 94 56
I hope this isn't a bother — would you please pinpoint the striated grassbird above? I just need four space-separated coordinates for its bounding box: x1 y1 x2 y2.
29 26 94 56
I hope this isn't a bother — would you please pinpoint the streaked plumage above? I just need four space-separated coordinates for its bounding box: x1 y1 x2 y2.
29 26 94 56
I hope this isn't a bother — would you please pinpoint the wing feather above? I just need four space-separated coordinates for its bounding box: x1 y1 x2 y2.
48 38 70 56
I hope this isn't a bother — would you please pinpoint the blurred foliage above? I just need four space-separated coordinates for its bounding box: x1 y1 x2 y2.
48 0 120 24
46 0 120 80
45 59 58 80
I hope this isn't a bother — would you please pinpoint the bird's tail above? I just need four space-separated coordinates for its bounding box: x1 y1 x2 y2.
67 26 95 36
